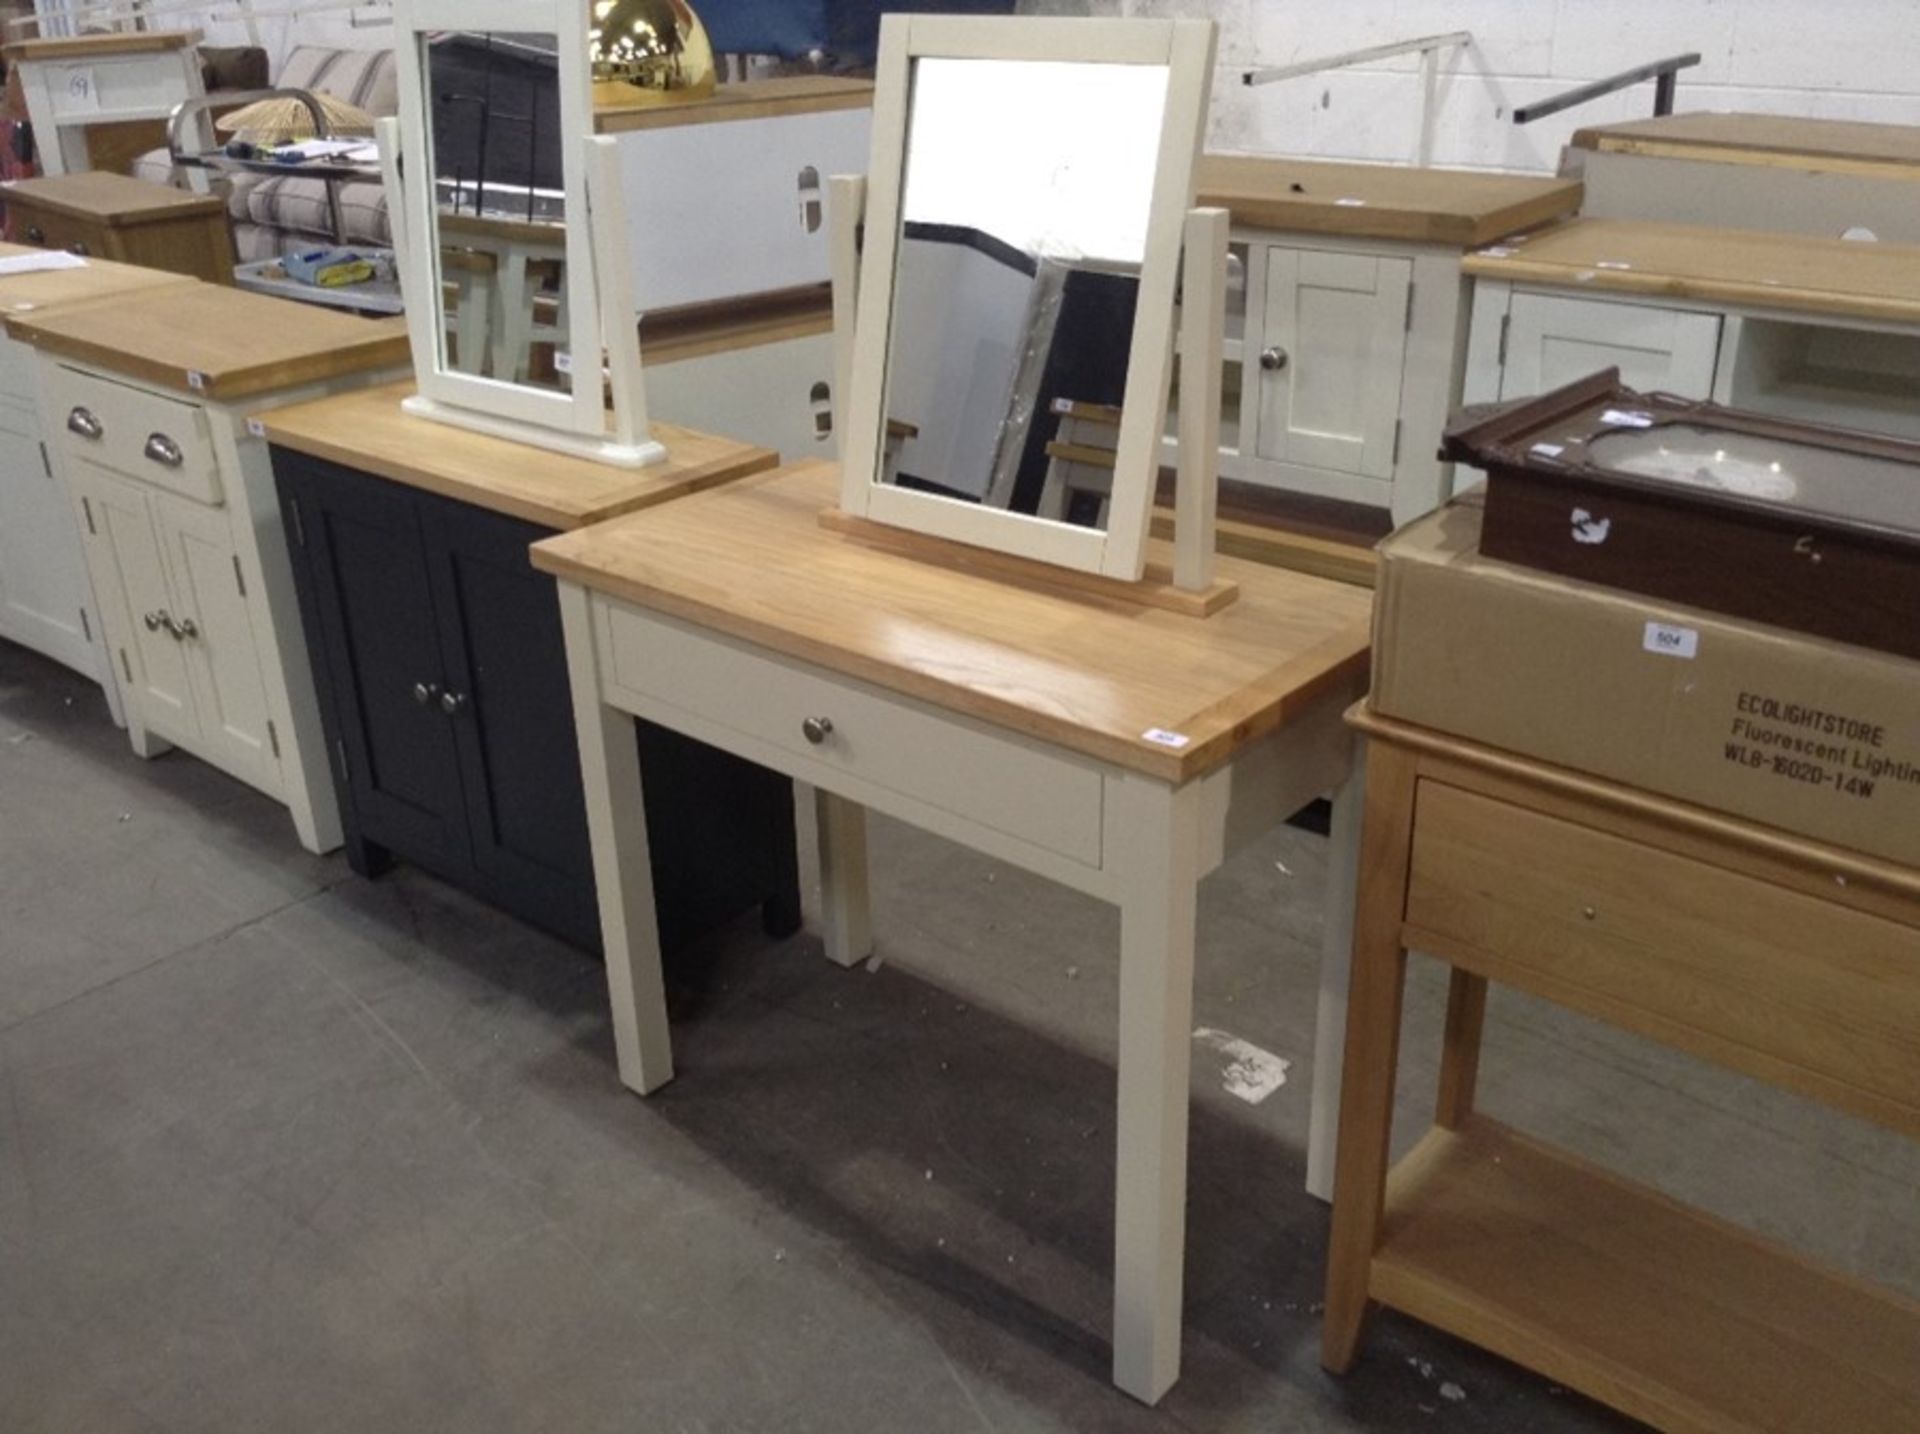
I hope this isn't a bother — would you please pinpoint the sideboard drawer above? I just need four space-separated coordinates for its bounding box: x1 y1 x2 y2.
604 604 1105 868
1405 780 1920 1130
45 364 220 505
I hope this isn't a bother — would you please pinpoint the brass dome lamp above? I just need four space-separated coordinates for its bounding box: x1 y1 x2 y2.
588 0 717 107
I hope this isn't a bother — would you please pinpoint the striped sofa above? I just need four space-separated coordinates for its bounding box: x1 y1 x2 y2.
132 45 396 262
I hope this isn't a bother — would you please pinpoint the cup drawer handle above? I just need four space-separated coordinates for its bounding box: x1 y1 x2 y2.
67 406 103 440
144 433 185 468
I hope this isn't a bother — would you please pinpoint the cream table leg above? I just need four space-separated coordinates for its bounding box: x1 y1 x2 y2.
815 790 873 969
1306 759 1364 1202
557 584 674 1095
1109 775 1204 1404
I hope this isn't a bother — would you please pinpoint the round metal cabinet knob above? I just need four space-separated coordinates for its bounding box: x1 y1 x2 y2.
24 226 43 245
801 715 834 746
1260 346 1289 373
170 616 199 641
143 610 168 633
440 690 468 716
68 242 88 257
412 682 438 706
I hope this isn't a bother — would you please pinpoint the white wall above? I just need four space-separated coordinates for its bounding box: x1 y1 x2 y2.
1019 0 1920 173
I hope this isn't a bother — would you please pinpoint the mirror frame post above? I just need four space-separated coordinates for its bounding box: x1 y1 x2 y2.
829 173 867 449
1173 206 1228 593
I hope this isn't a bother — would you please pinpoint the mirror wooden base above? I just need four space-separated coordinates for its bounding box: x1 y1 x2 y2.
400 395 668 470
818 507 1239 617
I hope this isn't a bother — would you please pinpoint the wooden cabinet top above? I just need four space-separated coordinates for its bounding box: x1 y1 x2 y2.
1196 155 1582 247
530 461 1372 782
5 284 412 400
1569 112 1920 175
594 75 873 135
3 173 227 227
1 29 199 62
257 380 780 531
0 243 194 317
1462 218 1920 325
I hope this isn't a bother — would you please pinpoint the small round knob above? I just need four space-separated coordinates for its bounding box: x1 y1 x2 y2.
1260 346 1289 372
440 690 467 716
25 226 44 245
171 616 199 641
801 715 833 746
412 682 438 706
68 242 88 257
143 610 166 633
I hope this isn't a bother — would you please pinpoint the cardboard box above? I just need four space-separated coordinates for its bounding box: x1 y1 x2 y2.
1372 496 1920 868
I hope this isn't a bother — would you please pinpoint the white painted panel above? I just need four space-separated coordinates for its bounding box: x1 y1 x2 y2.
1501 294 1722 401
82 464 197 745
0 403 95 677
619 107 872 310
644 332 836 462
156 494 278 795
1259 246 1409 479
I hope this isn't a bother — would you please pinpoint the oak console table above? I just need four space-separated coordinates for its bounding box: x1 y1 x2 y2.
1322 707 1920 1433
532 460 1373 1404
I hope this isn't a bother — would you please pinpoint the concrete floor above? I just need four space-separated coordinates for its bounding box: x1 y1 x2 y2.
3 639 1917 1434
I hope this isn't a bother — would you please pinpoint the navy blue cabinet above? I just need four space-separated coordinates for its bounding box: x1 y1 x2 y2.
272 448 801 954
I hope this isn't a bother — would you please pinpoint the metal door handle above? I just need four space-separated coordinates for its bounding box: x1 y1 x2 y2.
1260 346 1289 372
801 715 833 745
439 690 467 716
144 433 184 468
67 407 103 440
412 681 440 706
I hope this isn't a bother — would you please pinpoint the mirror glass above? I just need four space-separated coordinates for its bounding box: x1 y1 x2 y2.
424 32 574 390
877 57 1171 529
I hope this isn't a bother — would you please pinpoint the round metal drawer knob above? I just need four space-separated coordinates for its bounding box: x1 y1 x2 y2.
801 715 834 746
412 682 438 706
1260 346 1289 372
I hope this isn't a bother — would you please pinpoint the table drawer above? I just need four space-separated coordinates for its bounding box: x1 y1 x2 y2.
10 205 108 259
1405 780 1920 1133
45 364 221 506
604 606 1105 868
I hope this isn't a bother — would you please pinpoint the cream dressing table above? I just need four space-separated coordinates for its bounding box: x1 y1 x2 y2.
532 461 1371 1402
0 30 205 180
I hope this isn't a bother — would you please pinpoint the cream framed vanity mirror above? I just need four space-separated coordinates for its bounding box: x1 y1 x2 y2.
386 0 663 466
838 15 1216 581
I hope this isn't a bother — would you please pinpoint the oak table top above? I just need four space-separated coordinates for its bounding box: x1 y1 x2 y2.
256 381 781 532
594 75 874 135
4 283 412 400
1 29 198 62
1196 154 1582 247
1569 112 1920 176
531 461 1373 783
1462 217 1920 325
0 243 195 317
3 172 226 227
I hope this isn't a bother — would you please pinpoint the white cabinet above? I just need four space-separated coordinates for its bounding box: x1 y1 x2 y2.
1472 289 1724 402
1257 248 1412 481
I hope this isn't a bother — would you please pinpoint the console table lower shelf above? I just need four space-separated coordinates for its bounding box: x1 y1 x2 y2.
1322 709 1920 1434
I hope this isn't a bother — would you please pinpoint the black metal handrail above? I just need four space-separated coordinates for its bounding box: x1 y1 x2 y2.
1513 53 1701 125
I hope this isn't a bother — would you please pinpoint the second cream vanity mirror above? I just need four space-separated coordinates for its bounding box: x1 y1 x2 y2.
837 14 1220 586
386 0 663 466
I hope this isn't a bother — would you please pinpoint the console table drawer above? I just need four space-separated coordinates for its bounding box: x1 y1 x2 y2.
604 604 1105 868
1404 780 1920 1132
45 364 220 505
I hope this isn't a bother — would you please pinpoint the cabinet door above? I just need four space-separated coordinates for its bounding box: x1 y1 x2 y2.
153 493 278 796
78 464 198 746
423 499 596 947
282 460 471 870
1257 247 1411 479
0 400 96 676
1501 294 1722 400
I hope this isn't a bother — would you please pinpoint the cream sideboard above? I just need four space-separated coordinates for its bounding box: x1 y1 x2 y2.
6 284 411 853
639 288 838 461
1462 219 1920 445
1564 112 1920 243
597 77 873 313
1175 157 1581 527
0 247 194 717
0 30 206 179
